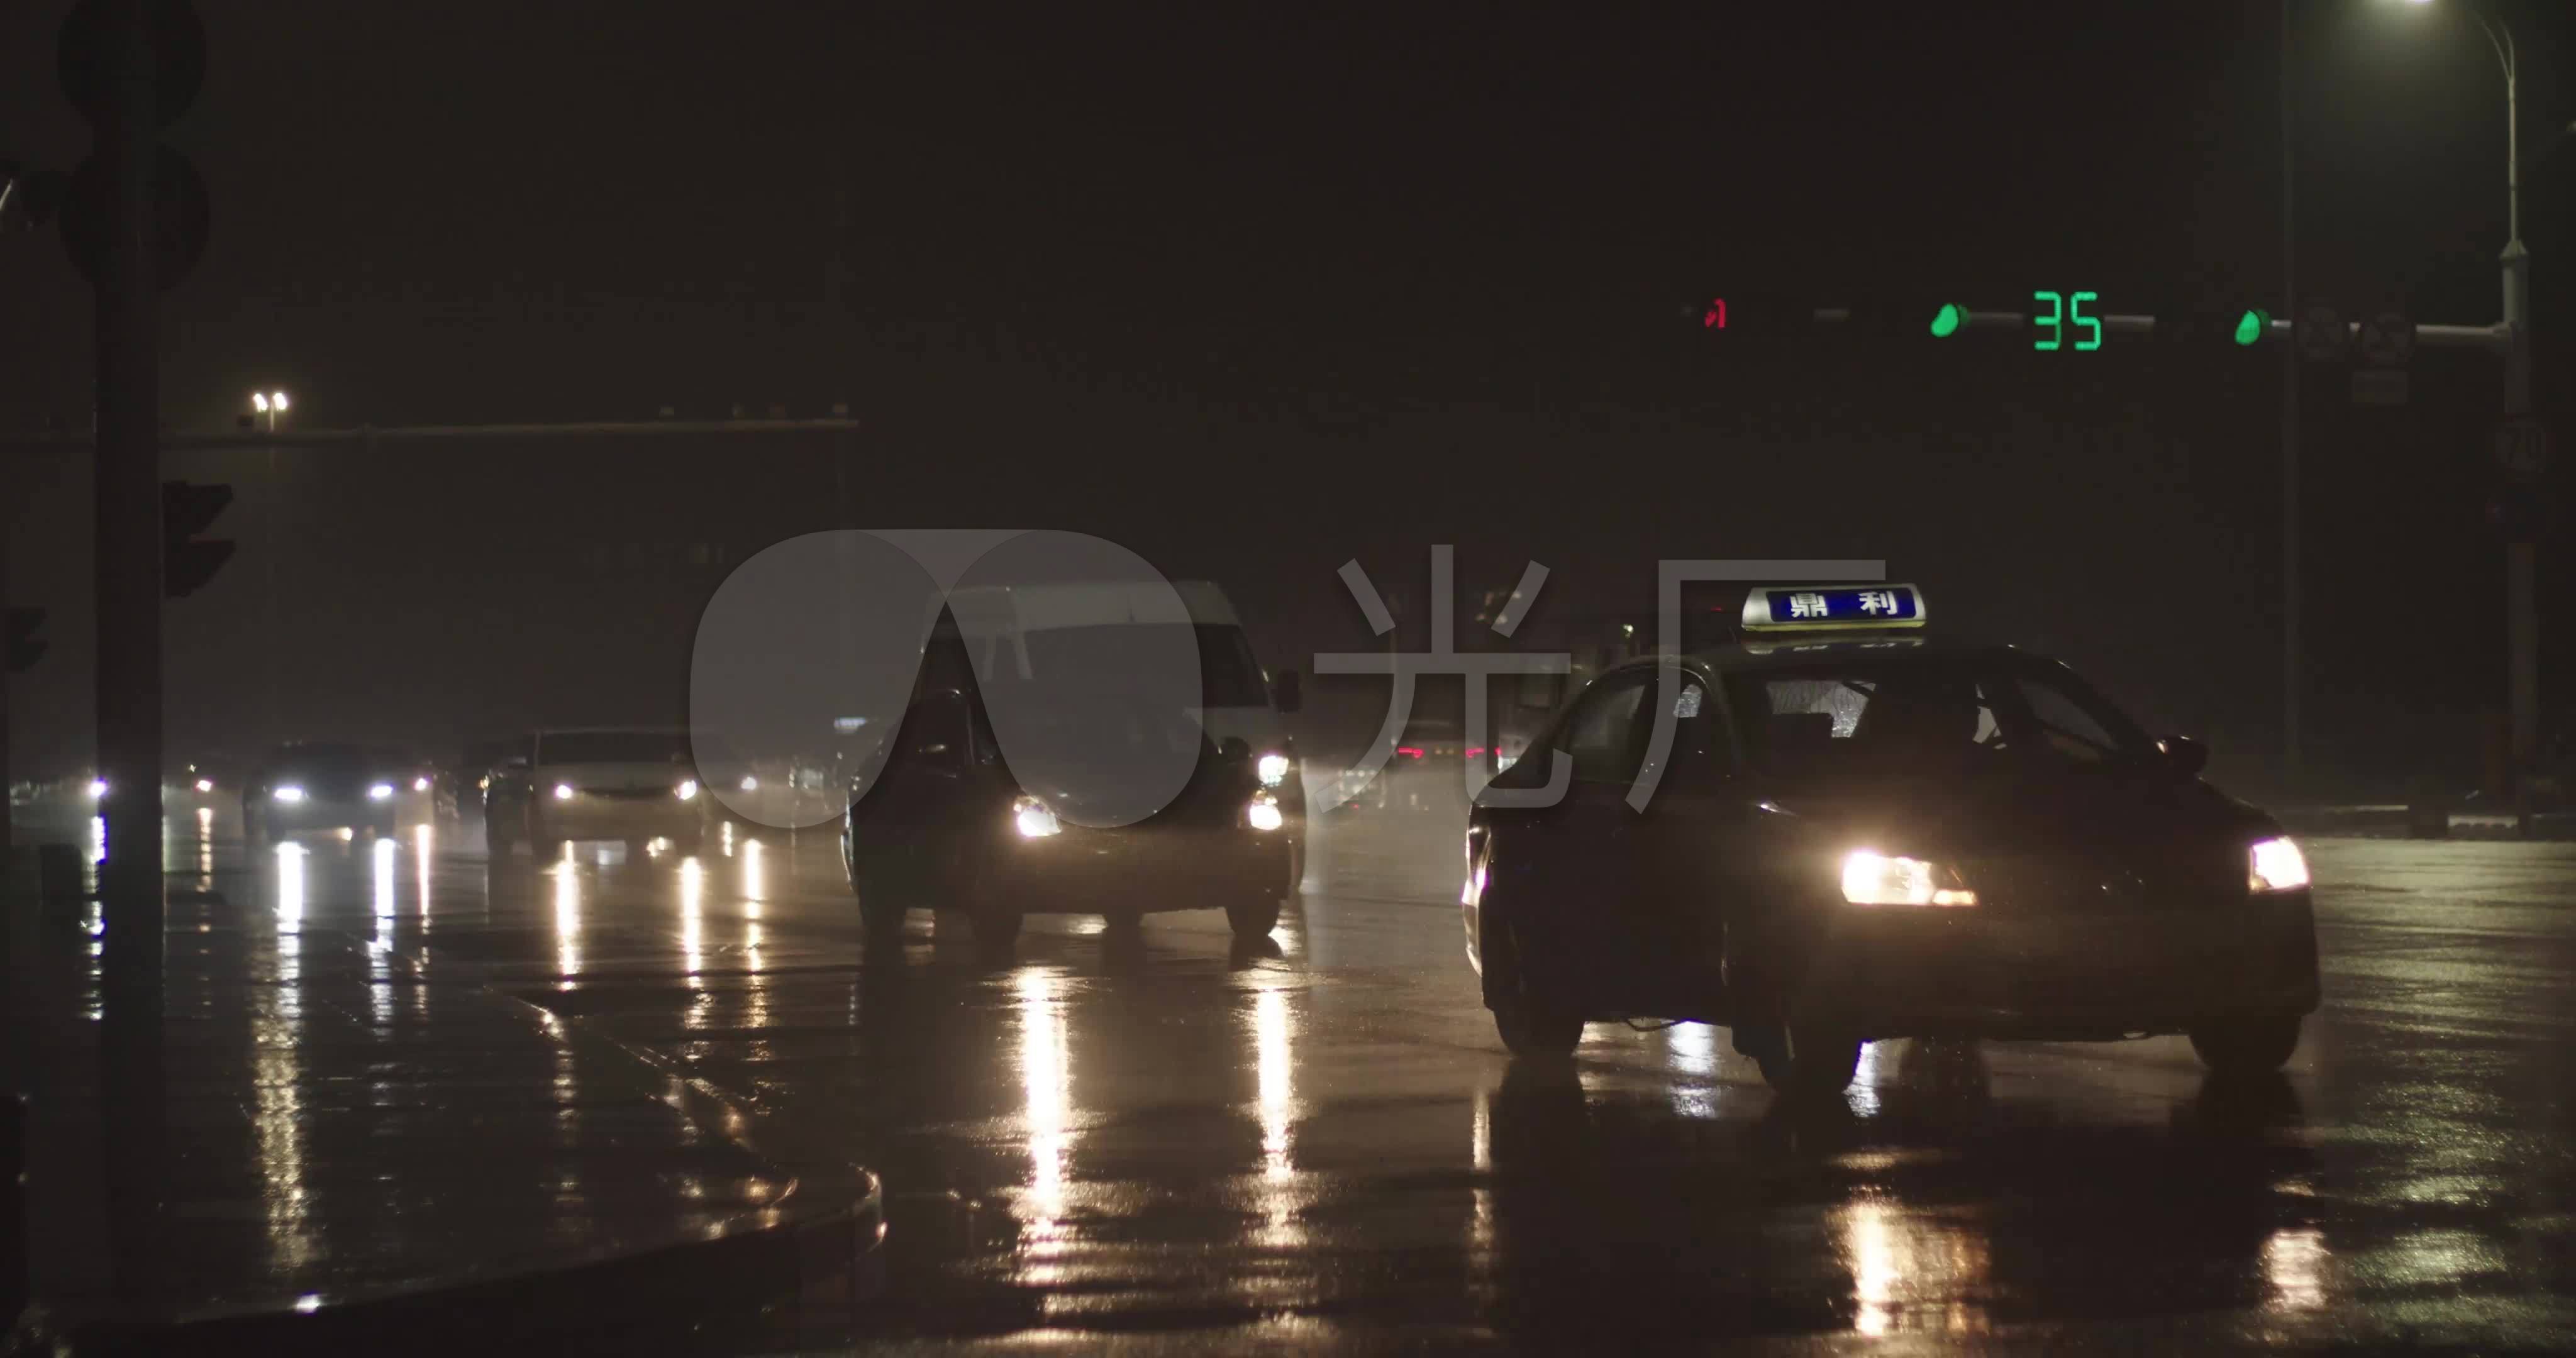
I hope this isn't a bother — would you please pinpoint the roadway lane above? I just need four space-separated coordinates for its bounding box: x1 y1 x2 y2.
170 798 2576 1352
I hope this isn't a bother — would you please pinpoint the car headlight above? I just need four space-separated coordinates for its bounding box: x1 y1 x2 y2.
272 785 306 803
553 783 575 800
1256 753 1291 788
1012 795 1061 839
367 783 395 801
1245 794 1285 832
193 778 214 793
675 779 699 800
87 778 108 800
2248 836 2309 893
413 776 431 792
1840 849 1977 907
738 775 760 792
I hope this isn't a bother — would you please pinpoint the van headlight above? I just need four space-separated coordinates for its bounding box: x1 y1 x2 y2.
1256 753 1291 788
1840 849 1976 907
2248 837 2309 893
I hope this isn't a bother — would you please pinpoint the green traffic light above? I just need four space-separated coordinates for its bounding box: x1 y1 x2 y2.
1929 303 1965 338
2233 309 2268 346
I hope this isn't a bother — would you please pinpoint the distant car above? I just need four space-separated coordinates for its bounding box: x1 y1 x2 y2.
1465 583 2321 1095
843 685 1299 949
242 742 414 842
485 727 707 858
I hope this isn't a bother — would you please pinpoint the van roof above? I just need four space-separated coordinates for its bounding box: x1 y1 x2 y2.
940 580 1240 635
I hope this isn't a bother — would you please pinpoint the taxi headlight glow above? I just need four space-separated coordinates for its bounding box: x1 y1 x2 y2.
1013 796 1061 839
552 783 575 800
1840 849 1977 907
1246 795 1285 832
272 785 306 803
367 783 395 801
674 779 699 800
1256 753 1291 788
2248 836 2310 893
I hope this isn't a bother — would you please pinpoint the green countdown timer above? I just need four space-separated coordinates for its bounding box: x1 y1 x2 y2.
2031 290 2102 351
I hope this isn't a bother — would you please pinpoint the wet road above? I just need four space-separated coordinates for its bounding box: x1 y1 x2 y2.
160 798 2576 1351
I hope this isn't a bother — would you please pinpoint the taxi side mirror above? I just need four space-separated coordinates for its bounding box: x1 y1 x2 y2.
2158 736 2208 778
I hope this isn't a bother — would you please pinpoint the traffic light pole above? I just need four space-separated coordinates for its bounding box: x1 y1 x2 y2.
91 0 167 1303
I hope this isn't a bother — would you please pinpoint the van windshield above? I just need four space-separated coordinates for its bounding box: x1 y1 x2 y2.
1019 624 1269 707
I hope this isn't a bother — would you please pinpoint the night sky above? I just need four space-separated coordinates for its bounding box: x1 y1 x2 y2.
1 2 2568 791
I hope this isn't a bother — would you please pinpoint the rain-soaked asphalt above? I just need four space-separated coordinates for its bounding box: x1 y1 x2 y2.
196 792 2576 1353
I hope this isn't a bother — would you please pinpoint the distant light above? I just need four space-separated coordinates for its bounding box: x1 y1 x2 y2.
674 779 699 801
87 778 108 799
1702 297 1726 329
738 775 759 792
2234 309 2268 346
831 716 869 734
293 1294 323 1314
272 785 305 803
252 392 269 412
553 783 574 800
271 391 289 412
412 776 430 792
194 778 214 793
367 783 395 801
1930 302 1967 338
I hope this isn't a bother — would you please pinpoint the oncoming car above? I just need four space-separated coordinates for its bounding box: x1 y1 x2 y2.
242 742 414 842
1462 585 2319 1095
843 685 1299 950
484 727 708 858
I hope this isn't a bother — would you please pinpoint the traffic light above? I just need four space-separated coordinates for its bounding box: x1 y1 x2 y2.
1841 297 1971 340
1690 294 1824 338
55 0 210 290
6 607 44 674
2153 306 2273 348
161 480 233 597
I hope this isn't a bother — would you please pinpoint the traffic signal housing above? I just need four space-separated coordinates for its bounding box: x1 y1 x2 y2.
161 480 233 597
6 606 43 674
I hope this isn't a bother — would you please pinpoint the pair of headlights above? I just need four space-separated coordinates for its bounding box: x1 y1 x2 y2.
1008 792 1288 839
1839 837 2311 907
272 783 397 803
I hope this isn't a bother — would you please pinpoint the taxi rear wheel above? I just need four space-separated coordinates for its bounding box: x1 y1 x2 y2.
1485 922 1582 1060
1748 1025 1864 1096
2188 1015 2302 1076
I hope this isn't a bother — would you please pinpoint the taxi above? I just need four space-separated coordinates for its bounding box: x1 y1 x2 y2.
1462 585 2319 1095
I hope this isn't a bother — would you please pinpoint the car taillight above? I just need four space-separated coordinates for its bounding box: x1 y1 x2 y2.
1396 746 1424 759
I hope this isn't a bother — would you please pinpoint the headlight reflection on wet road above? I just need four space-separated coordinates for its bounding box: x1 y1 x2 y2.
1016 968 1074 1262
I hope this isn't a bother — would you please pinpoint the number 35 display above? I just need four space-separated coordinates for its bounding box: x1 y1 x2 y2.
2031 290 2101 352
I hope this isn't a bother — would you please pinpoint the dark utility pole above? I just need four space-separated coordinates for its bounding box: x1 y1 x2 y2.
88 0 168 1304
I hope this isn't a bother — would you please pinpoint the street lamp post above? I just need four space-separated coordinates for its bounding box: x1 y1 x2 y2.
2390 0 2540 828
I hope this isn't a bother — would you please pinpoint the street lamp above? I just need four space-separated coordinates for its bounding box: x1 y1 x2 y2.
2393 1 2540 825
251 389 290 432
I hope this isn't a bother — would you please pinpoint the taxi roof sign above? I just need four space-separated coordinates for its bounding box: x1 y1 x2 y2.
1741 585 1926 632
